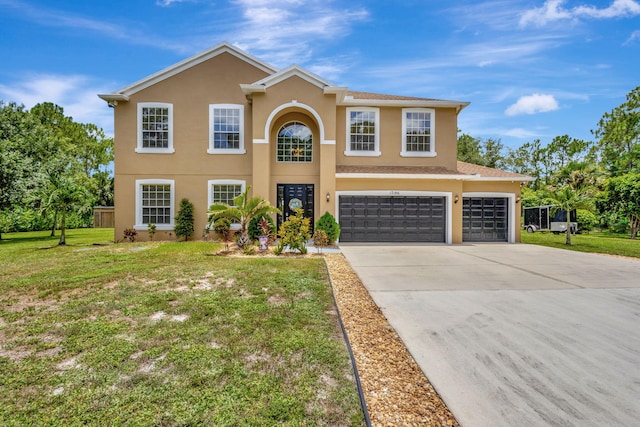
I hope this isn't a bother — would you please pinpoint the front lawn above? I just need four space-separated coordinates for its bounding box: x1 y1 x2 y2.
521 230 640 258
0 229 364 426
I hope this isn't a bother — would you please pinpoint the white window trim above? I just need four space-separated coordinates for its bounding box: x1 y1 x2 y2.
136 102 175 154
276 121 314 163
208 104 246 155
345 107 381 157
208 180 246 231
134 179 175 231
401 108 436 157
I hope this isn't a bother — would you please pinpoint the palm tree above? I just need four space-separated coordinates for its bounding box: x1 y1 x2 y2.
207 186 280 249
543 185 593 245
42 173 90 245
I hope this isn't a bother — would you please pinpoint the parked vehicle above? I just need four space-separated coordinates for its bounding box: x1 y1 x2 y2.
523 205 577 234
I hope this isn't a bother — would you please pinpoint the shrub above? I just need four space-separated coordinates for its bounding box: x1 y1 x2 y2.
147 223 157 240
576 209 598 232
312 229 329 254
276 208 310 254
248 214 275 241
123 228 137 242
213 217 233 251
315 211 340 244
175 198 195 241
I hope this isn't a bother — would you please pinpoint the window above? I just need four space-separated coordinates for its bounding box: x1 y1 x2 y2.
135 179 174 230
277 122 312 162
345 107 380 156
208 104 245 154
401 108 435 157
208 180 246 230
137 103 174 153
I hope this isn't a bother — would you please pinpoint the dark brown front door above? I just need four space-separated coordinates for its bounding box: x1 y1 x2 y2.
277 184 314 232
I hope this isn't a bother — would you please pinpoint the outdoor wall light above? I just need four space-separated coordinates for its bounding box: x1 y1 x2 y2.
516 196 521 203
454 194 460 204
326 192 330 202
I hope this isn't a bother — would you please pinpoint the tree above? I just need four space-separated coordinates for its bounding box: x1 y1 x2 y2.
207 186 280 249
457 134 506 169
543 185 593 245
594 85 640 175
604 174 640 239
174 198 195 241
1 101 113 233
42 172 91 246
457 133 483 165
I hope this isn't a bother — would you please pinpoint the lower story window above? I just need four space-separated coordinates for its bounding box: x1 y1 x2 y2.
212 183 243 206
208 180 246 231
135 179 174 230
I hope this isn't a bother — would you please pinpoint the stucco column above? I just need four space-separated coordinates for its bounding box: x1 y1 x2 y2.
252 141 270 200
319 142 336 219
451 181 464 244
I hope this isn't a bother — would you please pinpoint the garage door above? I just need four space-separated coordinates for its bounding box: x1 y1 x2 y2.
339 196 446 242
462 197 508 242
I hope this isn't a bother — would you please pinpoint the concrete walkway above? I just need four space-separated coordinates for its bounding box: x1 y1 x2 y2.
340 244 640 427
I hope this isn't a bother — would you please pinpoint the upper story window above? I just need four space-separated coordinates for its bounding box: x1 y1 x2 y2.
135 179 174 230
345 107 380 156
137 103 174 154
277 122 312 162
208 104 245 154
401 108 436 157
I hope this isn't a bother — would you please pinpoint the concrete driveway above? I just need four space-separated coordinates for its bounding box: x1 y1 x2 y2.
340 244 640 427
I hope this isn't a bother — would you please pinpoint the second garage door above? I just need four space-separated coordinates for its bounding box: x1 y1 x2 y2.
462 197 508 242
339 195 446 242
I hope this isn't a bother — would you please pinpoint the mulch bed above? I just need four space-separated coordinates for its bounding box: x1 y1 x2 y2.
325 254 459 427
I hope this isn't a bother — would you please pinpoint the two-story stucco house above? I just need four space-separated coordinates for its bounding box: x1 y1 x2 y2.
99 43 531 244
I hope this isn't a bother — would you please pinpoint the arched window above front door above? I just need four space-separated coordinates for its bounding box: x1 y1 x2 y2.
277 122 312 162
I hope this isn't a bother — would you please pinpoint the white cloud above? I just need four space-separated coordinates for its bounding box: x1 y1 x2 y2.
574 0 640 18
520 0 573 27
625 30 640 44
0 74 115 136
505 93 559 116
520 0 640 27
229 0 369 68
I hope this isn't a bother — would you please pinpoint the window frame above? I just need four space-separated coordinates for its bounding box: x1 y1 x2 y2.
136 102 174 154
208 180 246 231
276 121 313 163
345 107 381 157
208 104 246 155
134 179 175 230
401 108 436 157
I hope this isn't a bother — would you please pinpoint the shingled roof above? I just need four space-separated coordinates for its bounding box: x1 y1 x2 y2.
336 162 534 181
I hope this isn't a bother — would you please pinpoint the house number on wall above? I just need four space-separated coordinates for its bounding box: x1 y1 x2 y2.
389 191 400 195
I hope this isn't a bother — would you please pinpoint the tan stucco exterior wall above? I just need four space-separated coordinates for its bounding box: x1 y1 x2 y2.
108 48 523 243
112 52 270 241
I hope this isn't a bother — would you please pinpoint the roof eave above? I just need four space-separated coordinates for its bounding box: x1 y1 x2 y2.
340 99 471 109
98 93 130 104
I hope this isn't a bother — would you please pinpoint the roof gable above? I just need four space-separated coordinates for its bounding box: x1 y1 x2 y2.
240 65 343 97
108 42 277 98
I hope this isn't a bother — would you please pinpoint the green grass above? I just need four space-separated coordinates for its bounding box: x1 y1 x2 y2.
0 229 365 426
521 230 640 258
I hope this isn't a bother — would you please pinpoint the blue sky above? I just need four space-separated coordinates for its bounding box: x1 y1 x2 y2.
1 0 638 151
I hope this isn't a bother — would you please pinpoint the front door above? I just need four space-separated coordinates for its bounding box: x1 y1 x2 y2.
277 184 314 232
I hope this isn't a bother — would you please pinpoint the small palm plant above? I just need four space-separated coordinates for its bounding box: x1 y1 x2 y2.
207 186 280 249
544 184 593 245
